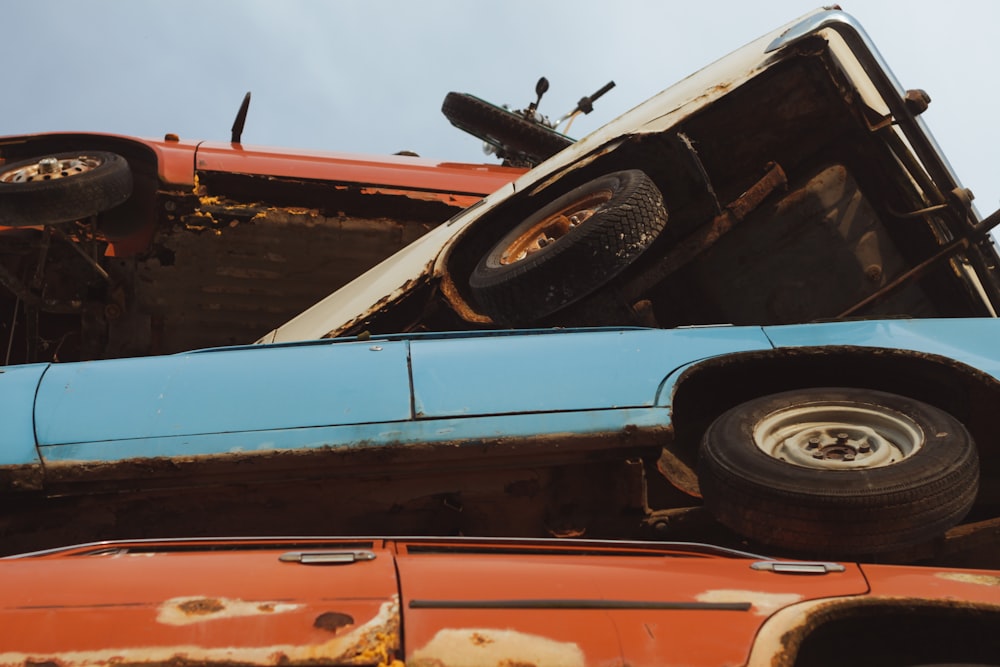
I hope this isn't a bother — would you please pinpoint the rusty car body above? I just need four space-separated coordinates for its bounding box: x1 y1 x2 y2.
259 8 1000 344
3 318 1000 567
0 132 522 364
1 535 998 667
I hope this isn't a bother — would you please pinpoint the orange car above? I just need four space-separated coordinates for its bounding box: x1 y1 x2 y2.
0 132 522 364
0 535 997 666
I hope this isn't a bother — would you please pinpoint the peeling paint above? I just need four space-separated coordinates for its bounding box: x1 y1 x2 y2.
696 589 802 616
0 597 401 667
937 572 1000 587
409 628 585 667
158 596 303 625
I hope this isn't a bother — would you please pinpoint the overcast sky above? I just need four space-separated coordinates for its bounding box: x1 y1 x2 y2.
5 1 998 211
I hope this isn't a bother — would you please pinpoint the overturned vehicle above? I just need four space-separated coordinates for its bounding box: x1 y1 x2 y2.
263 10 1000 342
2 9 1000 567
0 125 522 365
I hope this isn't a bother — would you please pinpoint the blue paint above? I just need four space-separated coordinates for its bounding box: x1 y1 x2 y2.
411 327 772 415
0 364 47 468
6 320 1000 481
764 319 1000 377
35 340 412 446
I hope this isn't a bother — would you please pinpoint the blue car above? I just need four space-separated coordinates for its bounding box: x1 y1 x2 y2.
1 318 998 565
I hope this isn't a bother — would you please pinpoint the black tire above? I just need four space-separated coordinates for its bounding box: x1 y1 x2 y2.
469 169 668 325
0 151 133 227
698 388 979 556
442 92 573 166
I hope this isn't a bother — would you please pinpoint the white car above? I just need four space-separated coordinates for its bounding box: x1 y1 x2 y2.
260 7 1000 344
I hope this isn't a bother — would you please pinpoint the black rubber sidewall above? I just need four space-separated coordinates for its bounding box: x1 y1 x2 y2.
442 92 573 164
469 169 667 324
698 387 979 555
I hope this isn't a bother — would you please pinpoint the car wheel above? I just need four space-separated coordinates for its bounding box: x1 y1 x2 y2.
442 92 573 166
469 169 668 325
0 151 133 226
698 387 979 556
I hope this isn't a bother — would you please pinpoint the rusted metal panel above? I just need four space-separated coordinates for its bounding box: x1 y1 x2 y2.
397 545 868 667
0 543 402 666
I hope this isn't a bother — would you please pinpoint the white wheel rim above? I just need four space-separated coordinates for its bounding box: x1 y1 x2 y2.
753 403 924 470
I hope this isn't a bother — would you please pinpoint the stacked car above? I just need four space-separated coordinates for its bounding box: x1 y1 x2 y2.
0 8 998 665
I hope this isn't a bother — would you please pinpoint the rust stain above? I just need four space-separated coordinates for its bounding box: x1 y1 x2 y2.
158 596 302 626
314 611 355 633
178 597 225 615
440 270 494 324
937 572 1000 586
0 596 400 667
409 628 583 667
696 589 802 616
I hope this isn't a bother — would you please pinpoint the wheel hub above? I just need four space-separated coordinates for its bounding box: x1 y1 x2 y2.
753 403 924 470
0 155 101 184
499 189 612 265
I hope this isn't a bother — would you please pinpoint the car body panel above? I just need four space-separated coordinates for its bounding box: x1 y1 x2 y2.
4 536 998 667
0 364 46 468
34 340 413 447
195 141 519 205
763 317 1000 376
29 326 772 463
408 326 771 416
0 539 401 666
397 543 868 667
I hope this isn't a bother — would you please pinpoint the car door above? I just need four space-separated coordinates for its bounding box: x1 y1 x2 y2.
409 327 773 417
394 540 869 667
0 539 402 665
32 339 412 466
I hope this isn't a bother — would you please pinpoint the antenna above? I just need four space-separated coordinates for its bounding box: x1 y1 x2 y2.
231 92 251 144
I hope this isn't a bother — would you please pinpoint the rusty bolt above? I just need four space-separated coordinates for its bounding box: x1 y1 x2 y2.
104 303 123 320
858 440 872 453
865 264 883 282
806 437 821 450
38 157 60 174
836 433 849 445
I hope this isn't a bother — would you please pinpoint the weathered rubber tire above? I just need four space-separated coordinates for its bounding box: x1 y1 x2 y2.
442 92 573 165
0 151 133 226
469 169 668 325
698 387 979 556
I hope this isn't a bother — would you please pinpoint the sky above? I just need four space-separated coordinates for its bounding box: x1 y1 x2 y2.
4 1 998 212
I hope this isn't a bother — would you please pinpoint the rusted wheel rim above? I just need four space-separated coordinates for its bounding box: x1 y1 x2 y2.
0 155 103 184
499 189 612 265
